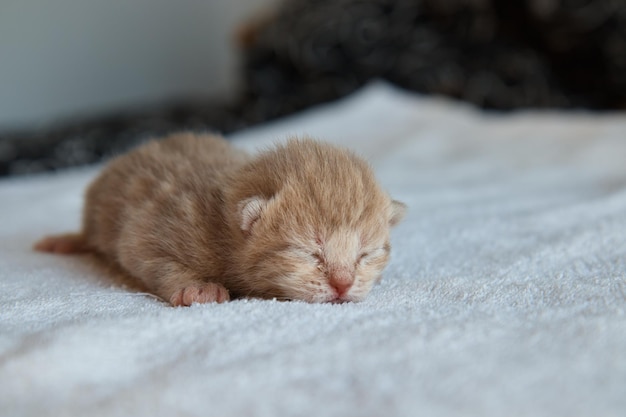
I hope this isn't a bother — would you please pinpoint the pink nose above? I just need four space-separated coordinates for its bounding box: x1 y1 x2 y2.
329 273 353 297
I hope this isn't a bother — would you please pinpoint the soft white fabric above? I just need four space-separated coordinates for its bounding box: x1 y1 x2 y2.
2 83 626 417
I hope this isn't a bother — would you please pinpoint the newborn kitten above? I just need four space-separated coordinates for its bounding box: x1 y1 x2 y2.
34 133 406 306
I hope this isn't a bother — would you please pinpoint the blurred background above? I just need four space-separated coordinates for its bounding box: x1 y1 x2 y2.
1 0 625 176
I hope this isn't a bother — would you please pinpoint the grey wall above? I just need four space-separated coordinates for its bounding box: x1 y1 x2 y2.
0 0 275 130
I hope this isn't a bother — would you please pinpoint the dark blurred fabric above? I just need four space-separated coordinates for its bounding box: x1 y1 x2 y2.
1 0 625 176
240 0 626 118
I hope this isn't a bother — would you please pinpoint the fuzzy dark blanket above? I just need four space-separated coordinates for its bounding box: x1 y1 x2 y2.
1 0 624 176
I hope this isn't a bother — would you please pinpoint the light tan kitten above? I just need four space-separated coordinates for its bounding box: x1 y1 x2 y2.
34 133 406 306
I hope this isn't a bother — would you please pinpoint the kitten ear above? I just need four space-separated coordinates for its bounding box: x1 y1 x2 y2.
238 196 267 234
389 200 407 227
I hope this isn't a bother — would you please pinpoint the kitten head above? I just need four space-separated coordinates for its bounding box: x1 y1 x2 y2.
227 138 406 302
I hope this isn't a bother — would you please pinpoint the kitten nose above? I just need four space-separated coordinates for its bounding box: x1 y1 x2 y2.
329 271 354 296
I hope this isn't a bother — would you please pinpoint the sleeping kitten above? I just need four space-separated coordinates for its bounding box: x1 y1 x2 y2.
34 133 406 306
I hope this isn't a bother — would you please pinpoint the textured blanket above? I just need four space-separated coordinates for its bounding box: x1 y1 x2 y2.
2 83 625 417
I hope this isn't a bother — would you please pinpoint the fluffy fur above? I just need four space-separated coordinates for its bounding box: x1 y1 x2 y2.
34 133 406 306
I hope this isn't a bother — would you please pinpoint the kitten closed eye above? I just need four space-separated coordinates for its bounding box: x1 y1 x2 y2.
358 246 389 263
312 252 324 263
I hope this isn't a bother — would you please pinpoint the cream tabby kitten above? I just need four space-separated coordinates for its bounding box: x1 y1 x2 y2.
35 133 406 306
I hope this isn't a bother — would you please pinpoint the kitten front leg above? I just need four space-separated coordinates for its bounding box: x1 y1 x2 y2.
169 282 230 306
117 250 229 306
151 262 230 306
148 263 230 306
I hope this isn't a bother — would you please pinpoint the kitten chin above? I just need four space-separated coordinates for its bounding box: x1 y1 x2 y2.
34 133 406 306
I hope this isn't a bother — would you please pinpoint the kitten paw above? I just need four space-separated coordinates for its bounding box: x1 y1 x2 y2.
34 233 89 254
170 283 230 306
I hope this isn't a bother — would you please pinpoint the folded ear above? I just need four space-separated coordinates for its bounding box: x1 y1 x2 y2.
389 200 407 227
238 196 268 234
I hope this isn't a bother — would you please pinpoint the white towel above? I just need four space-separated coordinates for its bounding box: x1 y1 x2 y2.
2 82 626 417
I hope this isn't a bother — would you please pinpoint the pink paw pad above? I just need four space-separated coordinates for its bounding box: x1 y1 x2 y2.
170 283 230 306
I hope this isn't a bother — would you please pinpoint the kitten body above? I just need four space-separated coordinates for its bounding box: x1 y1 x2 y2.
35 133 406 306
